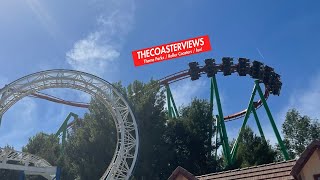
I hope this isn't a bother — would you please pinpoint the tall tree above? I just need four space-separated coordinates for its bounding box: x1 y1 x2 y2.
164 99 219 176
64 80 168 179
232 126 276 168
22 132 75 180
65 98 117 180
282 109 320 158
127 80 169 179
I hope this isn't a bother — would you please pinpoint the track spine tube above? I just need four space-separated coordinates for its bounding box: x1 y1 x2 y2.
212 76 232 166
216 115 227 160
214 115 219 159
168 86 179 118
252 107 266 141
210 78 214 159
255 80 290 160
166 85 172 118
231 84 257 161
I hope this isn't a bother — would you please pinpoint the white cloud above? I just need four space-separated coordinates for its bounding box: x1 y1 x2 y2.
66 0 135 76
265 72 320 146
279 72 320 121
169 79 208 108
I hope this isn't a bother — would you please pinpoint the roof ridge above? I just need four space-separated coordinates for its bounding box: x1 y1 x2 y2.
197 160 296 178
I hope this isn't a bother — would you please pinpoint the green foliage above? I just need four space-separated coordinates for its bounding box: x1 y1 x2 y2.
281 109 320 158
164 99 220 176
232 126 276 168
127 80 169 179
22 133 60 165
7 80 300 180
65 98 117 180
22 133 74 180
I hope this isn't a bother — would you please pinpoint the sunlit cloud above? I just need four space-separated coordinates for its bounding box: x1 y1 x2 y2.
66 0 135 76
169 79 208 108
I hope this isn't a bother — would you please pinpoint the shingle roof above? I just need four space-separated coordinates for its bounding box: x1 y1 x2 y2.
168 166 199 180
291 140 320 179
196 160 296 180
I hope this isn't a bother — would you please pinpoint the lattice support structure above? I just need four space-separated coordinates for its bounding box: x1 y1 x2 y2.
0 148 58 179
55 112 79 151
211 78 289 166
0 70 139 180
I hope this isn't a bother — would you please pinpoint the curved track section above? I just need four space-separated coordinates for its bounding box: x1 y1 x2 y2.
0 147 56 179
0 148 52 167
0 69 139 180
30 92 89 108
158 58 281 121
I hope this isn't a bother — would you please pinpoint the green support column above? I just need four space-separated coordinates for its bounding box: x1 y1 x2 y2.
214 116 220 158
251 107 266 141
210 78 214 115
210 78 214 159
56 112 78 150
166 84 179 118
231 85 257 161
211 76 232 165
255 81 289 160
168 86 179 118
166 85 172 118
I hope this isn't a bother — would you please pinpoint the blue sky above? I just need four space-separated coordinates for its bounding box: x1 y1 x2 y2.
0 0 320 150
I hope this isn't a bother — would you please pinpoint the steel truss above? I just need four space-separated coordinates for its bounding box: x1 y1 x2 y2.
0 147 57 179
0 69 139 180
211 77 289 166
163 58 289 167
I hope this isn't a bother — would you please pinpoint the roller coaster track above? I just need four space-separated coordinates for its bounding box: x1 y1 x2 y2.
0 69 139 180
157 65 271 121
27 63 271 122
0 147 57 179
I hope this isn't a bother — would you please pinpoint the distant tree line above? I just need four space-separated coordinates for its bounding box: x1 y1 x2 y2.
1 80 320 179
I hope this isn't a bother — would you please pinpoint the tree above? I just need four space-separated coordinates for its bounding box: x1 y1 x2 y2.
163 99 220 176
127 80 169 179
64 80 169 179
23 133 60 165
65 98 117 180
22 132 75 180
232 126 276 168
282 109 320 158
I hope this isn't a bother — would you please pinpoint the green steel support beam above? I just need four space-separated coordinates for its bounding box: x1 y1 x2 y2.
216 116 227 159
55 112 78 150
231 85 257 161
210 78 214 115
170 107 175 118
212 76 232 166
255 81 289 160
166 84 179 118
166 85 172 118
251 107 266 141
214 116 220 158
168 86 179 118
210 78 214 159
